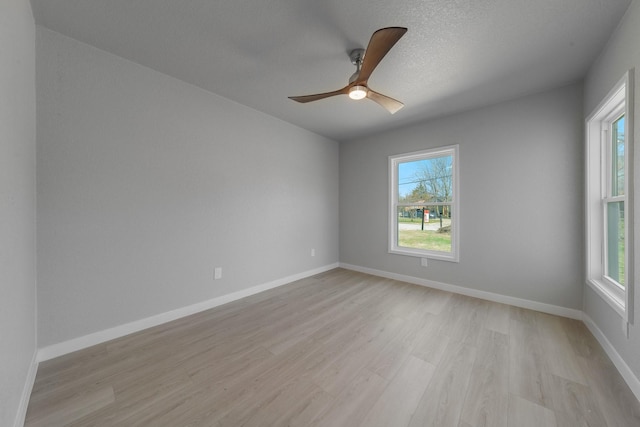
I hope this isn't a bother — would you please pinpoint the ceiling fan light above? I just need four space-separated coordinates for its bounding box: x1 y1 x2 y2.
349 85 367 100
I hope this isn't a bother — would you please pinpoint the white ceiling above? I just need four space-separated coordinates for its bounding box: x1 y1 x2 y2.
30 0 631 142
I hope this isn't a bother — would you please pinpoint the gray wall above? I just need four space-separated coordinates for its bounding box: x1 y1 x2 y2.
583 0 640 380
0 0 37 425
340 84 584 309
36 28 339 347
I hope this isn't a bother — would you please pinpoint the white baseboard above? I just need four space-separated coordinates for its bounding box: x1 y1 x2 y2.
582 313 640 401
14 350 38 427
339 263 583 320
26 262 640 408
37 263 339 362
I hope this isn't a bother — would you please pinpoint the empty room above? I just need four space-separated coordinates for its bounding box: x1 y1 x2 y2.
3 0 640 426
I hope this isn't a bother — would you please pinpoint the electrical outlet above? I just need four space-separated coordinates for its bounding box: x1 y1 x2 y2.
420 258 428 267
311 248 316 257
214 267 222 280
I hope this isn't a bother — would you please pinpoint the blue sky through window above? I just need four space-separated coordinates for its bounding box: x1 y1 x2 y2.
398 156 452 198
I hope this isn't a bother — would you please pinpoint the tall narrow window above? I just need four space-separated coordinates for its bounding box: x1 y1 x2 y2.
586 70 633 322
389 145 459 262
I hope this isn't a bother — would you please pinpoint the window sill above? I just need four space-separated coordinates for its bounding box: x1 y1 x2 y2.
389 247 459 263
586 278 625 318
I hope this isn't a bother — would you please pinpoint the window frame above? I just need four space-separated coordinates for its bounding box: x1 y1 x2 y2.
388 144 460 262
585 70 634 323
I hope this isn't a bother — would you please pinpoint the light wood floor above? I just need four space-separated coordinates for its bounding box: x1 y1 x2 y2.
25 268 640 426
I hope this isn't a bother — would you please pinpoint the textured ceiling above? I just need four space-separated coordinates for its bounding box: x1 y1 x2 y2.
31 0 631 141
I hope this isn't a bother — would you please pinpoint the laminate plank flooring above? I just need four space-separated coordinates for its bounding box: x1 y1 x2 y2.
25 268 640 426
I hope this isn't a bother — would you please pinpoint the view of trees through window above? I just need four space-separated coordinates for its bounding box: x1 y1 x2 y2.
397 154 453 253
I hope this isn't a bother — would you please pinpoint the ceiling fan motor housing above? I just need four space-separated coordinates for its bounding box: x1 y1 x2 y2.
349 48 365 66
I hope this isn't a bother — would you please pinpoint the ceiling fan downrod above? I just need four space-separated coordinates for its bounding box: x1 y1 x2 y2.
348 48 365 84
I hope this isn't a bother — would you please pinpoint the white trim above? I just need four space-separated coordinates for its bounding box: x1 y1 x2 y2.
582 313 640 401
37 263 339 362
14 350 38 427
25 262 640 410
339 262 582 320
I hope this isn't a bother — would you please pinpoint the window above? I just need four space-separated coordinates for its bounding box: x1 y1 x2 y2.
389 145 459 262
586 70 633 322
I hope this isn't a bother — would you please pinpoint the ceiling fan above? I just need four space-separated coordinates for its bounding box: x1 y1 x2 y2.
289 27 408 114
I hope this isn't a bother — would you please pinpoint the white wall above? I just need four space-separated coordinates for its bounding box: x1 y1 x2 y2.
0 0 37 426
583 0 640 381
36 28 339 348
340 84 584 309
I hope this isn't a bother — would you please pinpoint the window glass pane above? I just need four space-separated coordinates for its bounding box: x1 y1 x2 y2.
611 115 625 197
606 201 625 287
398 155 453 204
397 205 452 253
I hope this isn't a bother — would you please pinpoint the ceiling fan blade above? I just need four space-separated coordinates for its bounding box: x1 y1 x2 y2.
367 90 404 114
289 86 349 103
356 27 407 84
